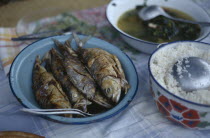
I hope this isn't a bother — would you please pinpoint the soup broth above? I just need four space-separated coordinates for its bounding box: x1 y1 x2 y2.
117 7 201 43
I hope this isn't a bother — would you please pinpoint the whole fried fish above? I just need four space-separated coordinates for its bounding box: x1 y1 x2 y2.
32 56 72 117
44 48 92 112
53 38 96 100
72 33 130 103
53 38 113 108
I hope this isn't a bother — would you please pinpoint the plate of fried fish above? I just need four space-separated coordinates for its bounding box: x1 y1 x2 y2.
9 33 138 124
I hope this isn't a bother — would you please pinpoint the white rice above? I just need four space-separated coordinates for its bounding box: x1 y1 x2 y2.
151 42 210 105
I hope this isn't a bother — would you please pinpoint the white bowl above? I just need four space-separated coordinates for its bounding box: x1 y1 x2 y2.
148 41 210 130
106 0 210 54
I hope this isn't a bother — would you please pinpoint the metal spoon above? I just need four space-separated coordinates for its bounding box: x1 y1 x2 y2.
172 57 210 92
138 5 210 26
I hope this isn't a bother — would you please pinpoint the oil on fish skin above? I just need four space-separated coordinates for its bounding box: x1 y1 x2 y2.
32 56 72 117
72 32 130 104
44 48 92 113
52 38 113 109
64 38 114 108
53 38 96 100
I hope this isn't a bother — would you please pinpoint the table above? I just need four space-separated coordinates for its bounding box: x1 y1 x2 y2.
1 0 210 138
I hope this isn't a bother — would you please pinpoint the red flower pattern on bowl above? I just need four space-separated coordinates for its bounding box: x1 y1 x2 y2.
149 41 210 130
156 95 200 128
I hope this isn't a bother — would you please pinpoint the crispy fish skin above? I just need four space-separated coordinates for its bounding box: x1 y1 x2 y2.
65 39 113 108
33 56 72 117
53 38 96 100
53 38 113 108
82 48 130 92
72 33 130 103
80 48 122 103
47 48 91 112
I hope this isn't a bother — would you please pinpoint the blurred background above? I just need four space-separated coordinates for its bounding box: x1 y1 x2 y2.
0 0 109 27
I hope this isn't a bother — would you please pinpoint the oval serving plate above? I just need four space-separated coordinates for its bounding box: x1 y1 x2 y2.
9 34 139 124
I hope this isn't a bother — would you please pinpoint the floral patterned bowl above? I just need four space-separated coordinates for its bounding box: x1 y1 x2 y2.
148 41 210 130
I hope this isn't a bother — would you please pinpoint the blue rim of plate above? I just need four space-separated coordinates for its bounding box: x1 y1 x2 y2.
106 0 210 46
9 34 139 124
148 40 210 108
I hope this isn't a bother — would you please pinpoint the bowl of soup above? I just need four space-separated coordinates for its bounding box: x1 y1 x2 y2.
106 0 210 54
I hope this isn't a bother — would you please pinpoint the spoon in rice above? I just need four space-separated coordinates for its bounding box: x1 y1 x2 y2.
138 5 210 26
172 57 210 92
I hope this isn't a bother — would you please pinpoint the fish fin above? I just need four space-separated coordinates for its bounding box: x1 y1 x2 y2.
92 91 113 109
72 32 91 48
50 48 63 58
73 99 92 112
112 55 130 94
64 35 74 47
42 51 52 72
35 55 41 65
52 38 63 48
42 51 51 63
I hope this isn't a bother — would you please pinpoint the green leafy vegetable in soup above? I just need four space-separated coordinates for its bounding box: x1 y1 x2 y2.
117 6 201 43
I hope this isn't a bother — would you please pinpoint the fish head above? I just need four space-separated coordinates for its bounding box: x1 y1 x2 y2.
102 77 121 103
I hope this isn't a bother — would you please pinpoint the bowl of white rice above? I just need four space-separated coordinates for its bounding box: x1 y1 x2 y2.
149 41 210 130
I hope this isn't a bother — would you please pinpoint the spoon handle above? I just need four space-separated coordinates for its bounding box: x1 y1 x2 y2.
164 13 210 26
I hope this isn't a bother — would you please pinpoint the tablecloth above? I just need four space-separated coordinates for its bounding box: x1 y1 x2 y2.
1 0 210 137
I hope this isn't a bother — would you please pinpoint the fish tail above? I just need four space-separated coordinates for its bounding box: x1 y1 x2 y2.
72 32 91 48
64 35 74 47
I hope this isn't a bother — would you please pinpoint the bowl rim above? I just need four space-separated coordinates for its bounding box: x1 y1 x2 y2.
106 0 210 45
148 40 210 108
9 34 139 124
